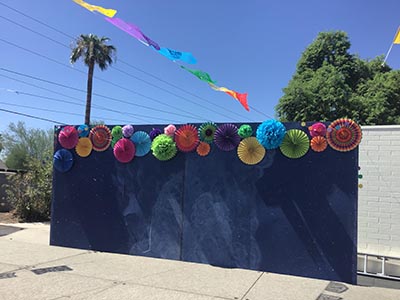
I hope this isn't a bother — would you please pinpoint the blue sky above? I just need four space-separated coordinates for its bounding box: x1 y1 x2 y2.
1 0 400 132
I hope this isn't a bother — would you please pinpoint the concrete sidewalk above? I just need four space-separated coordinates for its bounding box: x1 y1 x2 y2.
1 223 400 300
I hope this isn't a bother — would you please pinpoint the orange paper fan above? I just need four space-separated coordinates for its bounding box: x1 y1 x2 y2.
196 142 210 156
175 124 199 152
310 136 327 152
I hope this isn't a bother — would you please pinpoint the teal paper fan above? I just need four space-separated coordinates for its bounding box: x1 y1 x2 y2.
131 131 151 157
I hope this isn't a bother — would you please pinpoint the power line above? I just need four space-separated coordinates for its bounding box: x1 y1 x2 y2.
0 78 181 123
0 68 194 122
0 38 206 121
0 3 272 120
0 107 63 124
0 101 133 124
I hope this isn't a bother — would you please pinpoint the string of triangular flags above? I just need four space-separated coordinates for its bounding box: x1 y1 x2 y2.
72 0 250 111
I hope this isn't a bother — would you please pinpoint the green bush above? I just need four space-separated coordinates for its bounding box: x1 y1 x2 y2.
4 151 52 222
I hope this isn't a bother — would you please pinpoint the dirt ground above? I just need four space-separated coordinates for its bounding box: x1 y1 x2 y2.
0 212 19 223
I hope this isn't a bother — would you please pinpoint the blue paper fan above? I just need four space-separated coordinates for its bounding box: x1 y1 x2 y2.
131 131 151 157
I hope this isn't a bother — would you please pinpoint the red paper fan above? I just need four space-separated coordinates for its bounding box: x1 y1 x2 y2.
175 124 199 152
89 125 112 152
113 138 135 163
326 118 362 152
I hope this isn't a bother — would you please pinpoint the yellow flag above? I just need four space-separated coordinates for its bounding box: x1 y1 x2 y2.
73 0 117 18
393 27 400 44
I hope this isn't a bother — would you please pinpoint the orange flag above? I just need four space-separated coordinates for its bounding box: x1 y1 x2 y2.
209 83 249 111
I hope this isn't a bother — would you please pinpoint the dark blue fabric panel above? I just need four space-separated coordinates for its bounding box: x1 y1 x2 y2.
51 122 358 284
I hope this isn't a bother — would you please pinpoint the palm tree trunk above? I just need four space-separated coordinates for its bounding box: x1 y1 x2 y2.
85 60 95 125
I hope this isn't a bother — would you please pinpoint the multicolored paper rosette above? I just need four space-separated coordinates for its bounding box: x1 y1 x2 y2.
280 129 310 159
175 124 199 152
114 138 135 163
326 118 362 152
256 120 286 150
53 149 73 173
238 124 253 139
308 122 327 137
214 123 240 151
196 141 211 156
89 125 112 152
58 125 79 149
198 122 217 144
310 136 327 152
237 137 265 165
131 131 151 157
75 137 93 157
151 134 177 161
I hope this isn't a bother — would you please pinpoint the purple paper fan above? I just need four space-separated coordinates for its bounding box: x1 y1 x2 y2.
214 124 240 151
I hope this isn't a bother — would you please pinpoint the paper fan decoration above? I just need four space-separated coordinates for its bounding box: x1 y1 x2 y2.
326 118 362 152
238 124 253 138
256 120 286 150
280 129 310 159
151 134 177 161
89 125 112 152
111 126 123 140
198 122 217 144
58 126 79 149
149 128 162 140
75 137 93 157
175 124 199 152
77 124 90 137
308 122 327 137
114 138 135 163
53 149 73 173
310 136 327 152
214 123 240 151
122 124 134 138
237 137 265 165
196 142 211 156
164 124 176 137
131 131 151 157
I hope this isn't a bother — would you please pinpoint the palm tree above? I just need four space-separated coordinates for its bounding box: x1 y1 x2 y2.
70 34 116 125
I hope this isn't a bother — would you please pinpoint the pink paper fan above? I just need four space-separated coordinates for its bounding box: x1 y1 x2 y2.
58 126 79 149
113 138 136 163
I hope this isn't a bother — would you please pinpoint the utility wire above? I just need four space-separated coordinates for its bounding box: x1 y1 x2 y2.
0 3 272 120
0 79 181 123
0 38 206 121
0 68 194 122
0 101 133 124
0 107 63 124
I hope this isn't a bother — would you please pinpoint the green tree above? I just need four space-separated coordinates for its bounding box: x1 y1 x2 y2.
1 122 53 170
70 34 116 125
4 150 52 221
1 122 53 221
276 31 400 125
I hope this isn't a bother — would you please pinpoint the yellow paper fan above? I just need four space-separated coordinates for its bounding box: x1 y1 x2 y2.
237 137 266 165
75 137 92 157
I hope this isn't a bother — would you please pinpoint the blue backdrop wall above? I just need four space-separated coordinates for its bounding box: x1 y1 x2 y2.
50 122 359 284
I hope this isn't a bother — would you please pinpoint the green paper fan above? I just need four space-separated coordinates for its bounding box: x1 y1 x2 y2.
280 129 309 159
